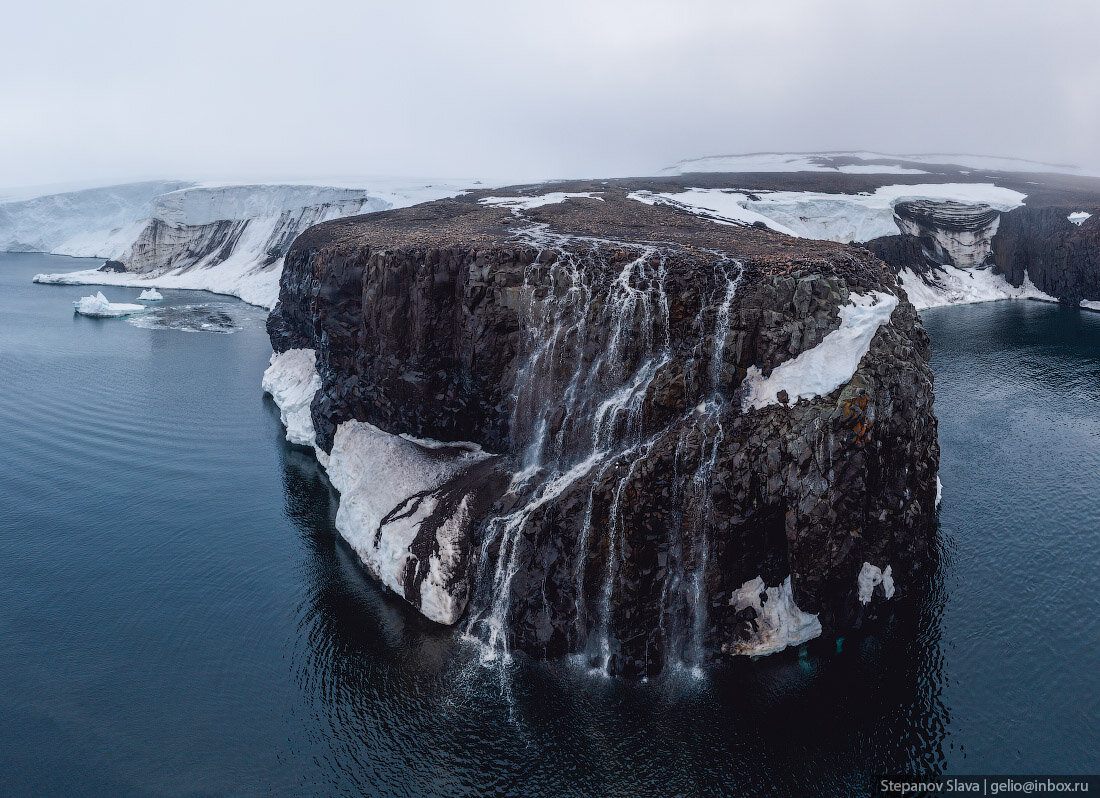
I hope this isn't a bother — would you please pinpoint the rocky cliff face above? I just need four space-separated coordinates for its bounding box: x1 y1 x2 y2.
115 187 388 281
992 206 1100 304
892 200 1000 269
862 196 1100 307
266 190 940 677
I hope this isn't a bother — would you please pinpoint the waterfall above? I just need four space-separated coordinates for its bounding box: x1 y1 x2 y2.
465 238 671 663
657 259 743 671
465 235 743 675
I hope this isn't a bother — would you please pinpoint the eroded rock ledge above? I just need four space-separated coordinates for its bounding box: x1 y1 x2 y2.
265 190 939 677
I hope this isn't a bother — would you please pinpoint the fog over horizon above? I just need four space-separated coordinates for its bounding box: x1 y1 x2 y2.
2 0 1098 191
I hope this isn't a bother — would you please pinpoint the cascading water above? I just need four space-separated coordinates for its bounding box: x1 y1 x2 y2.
464 228 744 675
657 259 743 671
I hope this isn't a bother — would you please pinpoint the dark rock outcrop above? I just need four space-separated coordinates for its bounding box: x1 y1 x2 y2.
268 190 940 677
863 234 934 275
992 206 1100 303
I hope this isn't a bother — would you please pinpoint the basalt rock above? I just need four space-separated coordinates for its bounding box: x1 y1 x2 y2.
992 205 1100 304
268 190 940 677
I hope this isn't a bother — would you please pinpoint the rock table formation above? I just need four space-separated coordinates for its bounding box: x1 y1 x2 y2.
265 188 940 677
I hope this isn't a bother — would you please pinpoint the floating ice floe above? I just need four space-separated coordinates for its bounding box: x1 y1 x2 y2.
741 291 898 411
1068 211 1092 226
73 291 145 318
728 575 822 656
137 288 163 301
1080 300 1100 312
857 562 895 604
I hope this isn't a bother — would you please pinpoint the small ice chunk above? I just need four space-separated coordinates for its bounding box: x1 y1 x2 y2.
728 575 822 655
881 565 895 600
857 561 895 604
73 291 146 318
936 476 943 508
1068 211 1092 226
137 288 163 301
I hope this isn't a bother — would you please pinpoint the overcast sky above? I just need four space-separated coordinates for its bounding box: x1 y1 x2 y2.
2 0 1098 189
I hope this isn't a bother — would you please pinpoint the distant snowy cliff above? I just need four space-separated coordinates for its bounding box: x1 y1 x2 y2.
19 180 475 307
14 154 1100 313
0 180 193 258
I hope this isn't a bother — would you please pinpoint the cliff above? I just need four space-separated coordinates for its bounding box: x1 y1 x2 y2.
27 181 474 307
264 189 940 677
992 206 1100 304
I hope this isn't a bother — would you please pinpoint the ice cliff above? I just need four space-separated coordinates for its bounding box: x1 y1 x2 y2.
22 180 475 307
264 188 940 676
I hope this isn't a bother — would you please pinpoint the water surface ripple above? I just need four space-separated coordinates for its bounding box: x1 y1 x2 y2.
1 253 1097 795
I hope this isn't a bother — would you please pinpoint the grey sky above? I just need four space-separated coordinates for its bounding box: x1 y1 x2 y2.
2 0 1098 189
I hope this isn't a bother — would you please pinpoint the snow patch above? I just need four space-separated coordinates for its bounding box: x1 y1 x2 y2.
668 152 929 175
741 291 898 411
728 576 822 656
72 291 146 318
628 184 1025 244
262 353 494 626
1068 211 1092 226
478 192 603 212
857 562 895 604
936 476 943 508
897 266 1057 310
137 288 162 301
627 189 799 235
320 421 491 625
262 349 322 448
667 151 1085 177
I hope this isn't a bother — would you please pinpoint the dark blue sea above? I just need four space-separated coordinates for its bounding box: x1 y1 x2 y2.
1 252 1097 795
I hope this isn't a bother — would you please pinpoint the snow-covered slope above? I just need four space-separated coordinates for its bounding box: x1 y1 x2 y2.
629 184 1026 243
896 266 1056 310
24 179 478 308
629 183 1055 310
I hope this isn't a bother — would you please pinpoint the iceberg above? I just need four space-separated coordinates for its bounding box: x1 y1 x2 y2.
73 291 146 318
137 288 163 301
